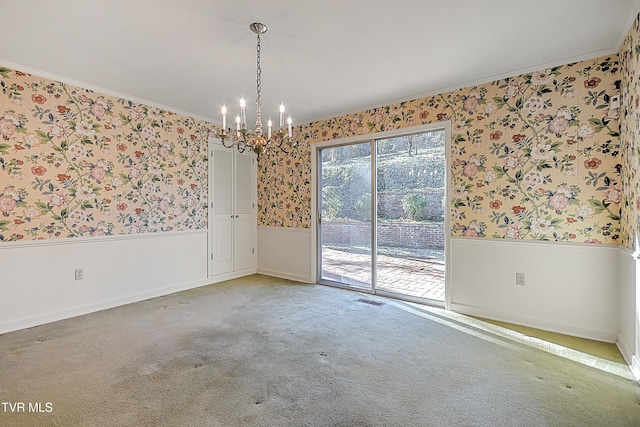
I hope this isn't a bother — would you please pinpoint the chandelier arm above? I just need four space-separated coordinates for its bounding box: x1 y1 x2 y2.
221 137 235 149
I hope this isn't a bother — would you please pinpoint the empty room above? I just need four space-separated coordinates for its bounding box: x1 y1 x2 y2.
2 0 640 425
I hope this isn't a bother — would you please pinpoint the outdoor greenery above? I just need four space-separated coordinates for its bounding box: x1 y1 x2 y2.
321 132 445 222
401 193 428 221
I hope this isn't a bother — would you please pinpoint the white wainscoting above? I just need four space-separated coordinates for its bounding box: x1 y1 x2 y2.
257 226 312 283
0 231 209 334
449 237 619 343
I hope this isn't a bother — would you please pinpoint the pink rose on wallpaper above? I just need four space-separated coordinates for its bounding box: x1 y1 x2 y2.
349 121 359 133
583 77 601 89
91 166 107 182
548 193 569 212
129 165 143 179
23 132 40 148
606 108 620 121
531 218 554 234
504 223 525 239
504 152 523 170
531 69 553 85
489 131 502 141
524 97 544 114
117 203 127 211
57 105 71 114
523 171 544 188
604 187 622 204
31 166 47 176
75 120 95 136
504 80 523 98
577 124 595 139
548 116 569 135
76 185 95 201
463 162 478 178
129 222 144 234
512 206 526 214
577 204 595 218
489 200 502 209
0 195 16 214
50 122 70 138
128 108 143 121
116 143 127 152
49 191 70 207
158 197 171 213
584 158 602 169
158 145 170 159
31 94 46 104
463 96 478 113
90 103 106 119
531 144 554 160
23 205 41 220
463 228 479 237
0 118 17 139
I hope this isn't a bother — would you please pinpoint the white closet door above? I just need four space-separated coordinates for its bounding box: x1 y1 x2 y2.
210 146 234 275
234 151 254 271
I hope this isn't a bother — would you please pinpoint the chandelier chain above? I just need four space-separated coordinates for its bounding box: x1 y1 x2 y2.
256 34 261 107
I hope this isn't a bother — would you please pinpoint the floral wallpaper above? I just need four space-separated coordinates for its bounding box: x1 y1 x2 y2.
258 55 622 246
0 67 211 242
619 12 640 250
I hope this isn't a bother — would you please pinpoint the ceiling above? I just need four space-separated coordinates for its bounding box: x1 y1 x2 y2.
1 0 639 127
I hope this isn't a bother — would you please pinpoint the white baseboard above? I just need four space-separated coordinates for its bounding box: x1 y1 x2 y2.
450 302 617 343
208 268 257 284
632 356 640 384
617 333 640 383
256 267 310 284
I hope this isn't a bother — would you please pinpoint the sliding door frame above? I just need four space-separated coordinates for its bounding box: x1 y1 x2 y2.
311 121 452 309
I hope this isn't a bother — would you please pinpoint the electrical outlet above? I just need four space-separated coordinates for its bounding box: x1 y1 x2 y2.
515 272 525 286
75 268 84 280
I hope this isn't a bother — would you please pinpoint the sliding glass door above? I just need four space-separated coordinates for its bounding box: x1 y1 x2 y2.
317 129 446 304
318 143 372 290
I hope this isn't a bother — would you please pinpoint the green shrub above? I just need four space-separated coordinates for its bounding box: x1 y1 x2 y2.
353 193 371 221
322 186 343 220
402 193 428 221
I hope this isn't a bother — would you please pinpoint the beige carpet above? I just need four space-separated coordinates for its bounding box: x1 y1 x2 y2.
1 274 639 426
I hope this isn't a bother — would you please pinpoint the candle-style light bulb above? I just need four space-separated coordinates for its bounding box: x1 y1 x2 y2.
279 103 285 128
221 105 227 129
239 97 246 125
267 118 272 139
287 115 293 138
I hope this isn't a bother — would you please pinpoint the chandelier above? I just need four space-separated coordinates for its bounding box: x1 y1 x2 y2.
216 22 297 156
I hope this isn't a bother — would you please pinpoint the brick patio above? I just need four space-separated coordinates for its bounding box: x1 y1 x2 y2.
320 247 445 301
